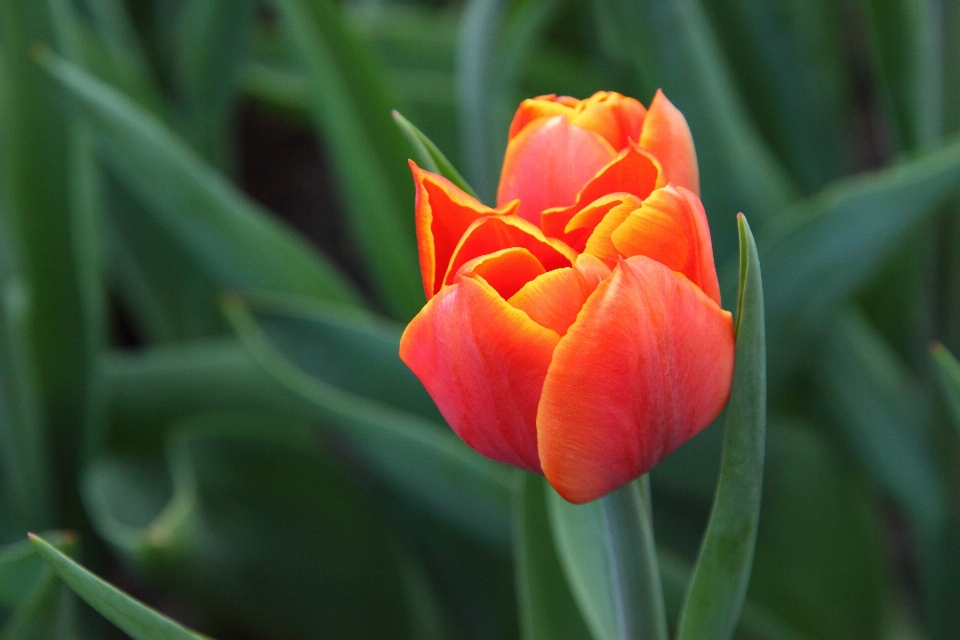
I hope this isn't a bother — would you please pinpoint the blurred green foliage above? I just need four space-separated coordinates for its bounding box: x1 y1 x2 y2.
0 0 959 638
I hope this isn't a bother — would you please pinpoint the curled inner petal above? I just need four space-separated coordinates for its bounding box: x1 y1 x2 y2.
459 248 547 301
610 186 721 304
443 215 576 287
507 253 613 336
540 145 664 244
411 161 519 298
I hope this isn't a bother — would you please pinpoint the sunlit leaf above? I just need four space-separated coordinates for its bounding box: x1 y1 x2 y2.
392 110 477 199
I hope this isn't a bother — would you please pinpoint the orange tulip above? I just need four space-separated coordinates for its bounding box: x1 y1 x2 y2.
400 91 733 504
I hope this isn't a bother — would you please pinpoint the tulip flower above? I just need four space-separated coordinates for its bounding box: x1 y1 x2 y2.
400 91 734 504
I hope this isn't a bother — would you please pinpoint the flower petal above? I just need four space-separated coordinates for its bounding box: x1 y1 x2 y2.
570 92 647 150
459 247 547 301
540 145 664 243
400 275 561 473
639 90 699 195
610 186 721 304
411 161 519 299
537 255 734 503
507 254 612 335
498 115 618 224
508 95 580 139
443 215 576 287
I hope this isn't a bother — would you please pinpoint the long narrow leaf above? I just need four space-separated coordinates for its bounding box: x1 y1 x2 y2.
391 110 478 199
34 49 362 307
270 0 423 320
758 135 960 388
28 534 209 640
676 213 766 640
222 295 514 547
932 342 960 436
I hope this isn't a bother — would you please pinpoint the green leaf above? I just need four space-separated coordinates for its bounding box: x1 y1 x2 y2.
700 0 856 192
547 477 668 640
270 0 423 320
513 472 592 640
1 0 94 525
676 213 766 640
757 135 960 388
392 110 478 199
221 295 514 548
83 412 415 639
29 533 209 639
33 48 363 308
172 0 256 166
817 309 944 533
863 0 943 151
592 0 798 257
238 292 441 422
748 420 886 640
102 340 293 452
931 342 960 435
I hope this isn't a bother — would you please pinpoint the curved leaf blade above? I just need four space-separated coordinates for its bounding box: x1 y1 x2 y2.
932 342 960 436
28 534 209 640
33 48 362 308
391 110 478 199
676 213 766 640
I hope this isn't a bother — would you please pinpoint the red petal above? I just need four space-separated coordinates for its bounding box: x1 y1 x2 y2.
537 256 734 503
497 116 617 224
540 145 665 244
639 90 699 195
443 215 576 287
411 161 519 299
459 248 547 301
507 254 612 335
610 186 721 304
400 275 561 473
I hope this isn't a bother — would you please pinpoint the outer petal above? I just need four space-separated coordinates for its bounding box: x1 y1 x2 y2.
610 186 721 304
537 256 734 503
443 215 576 287
639 90 699 195
497 116 618 224
540 144 665 243
411 161 519 299
400 274 560 473
507 254 612 335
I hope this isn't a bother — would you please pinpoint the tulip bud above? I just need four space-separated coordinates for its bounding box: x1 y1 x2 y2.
400 91 733 503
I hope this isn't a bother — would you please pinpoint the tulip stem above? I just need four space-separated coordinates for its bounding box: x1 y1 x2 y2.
597 476 669 640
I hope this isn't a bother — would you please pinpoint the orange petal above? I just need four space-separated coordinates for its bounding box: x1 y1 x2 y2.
537 255 734 503
411 161 519 299
507 254 612 335
540 145 665 244
610 186 721 304
459 248 547 301
570 92 647 150
566 193 643 255
580 202 636 267
400 275 561 473
639 90 699 195
443 215 576 287
497 116 617 224
508 95 580 140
